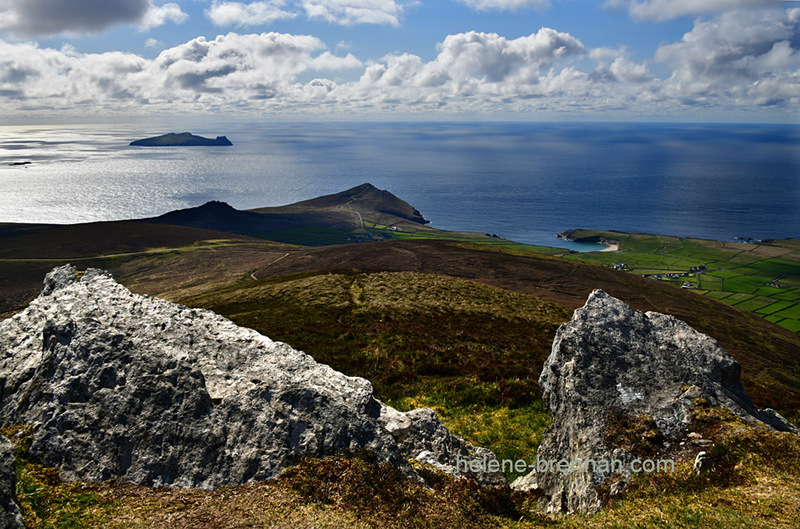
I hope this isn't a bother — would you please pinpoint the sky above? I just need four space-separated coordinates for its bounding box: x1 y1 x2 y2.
0 0 799 123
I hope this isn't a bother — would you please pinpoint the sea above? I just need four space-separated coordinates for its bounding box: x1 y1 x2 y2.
1 121 798 252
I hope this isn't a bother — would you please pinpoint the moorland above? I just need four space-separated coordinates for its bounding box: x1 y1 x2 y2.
1 183 799 527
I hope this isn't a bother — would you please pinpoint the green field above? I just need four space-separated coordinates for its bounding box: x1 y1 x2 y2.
559 231 800 334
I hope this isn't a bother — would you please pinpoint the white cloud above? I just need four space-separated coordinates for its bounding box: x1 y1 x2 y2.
139 2 188 31
206 1 296 26
206 0 412 27
300 0 412 26
0 32 362 115
604 0 774 22
0 0 186 37
655 8 800 106
154 32 359 93
590 47 652 83
350 29 591 111
0 18 797 119
145 38 162 48
456 0 550 12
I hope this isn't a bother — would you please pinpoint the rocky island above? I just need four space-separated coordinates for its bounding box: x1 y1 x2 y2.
130 132 232 146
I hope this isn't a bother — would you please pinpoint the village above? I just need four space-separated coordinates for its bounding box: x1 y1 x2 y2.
611 262 707 289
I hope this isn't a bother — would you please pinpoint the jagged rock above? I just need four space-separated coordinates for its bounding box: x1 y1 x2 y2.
0 265 504 489
513 289 798 514
0 434 23 529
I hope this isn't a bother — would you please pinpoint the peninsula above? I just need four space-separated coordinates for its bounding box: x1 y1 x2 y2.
129 132 232 146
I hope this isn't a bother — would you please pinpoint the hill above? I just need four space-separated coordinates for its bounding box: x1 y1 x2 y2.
3 261 800 528
256 182 430 226
137 184 437 245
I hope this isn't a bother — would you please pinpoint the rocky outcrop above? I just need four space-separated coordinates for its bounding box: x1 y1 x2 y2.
0 434 23 529
0 265 503 489
379 406 506 486
512 289 798 514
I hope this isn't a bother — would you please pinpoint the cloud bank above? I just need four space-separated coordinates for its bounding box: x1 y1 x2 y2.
0 6 798 118
656 8 800 106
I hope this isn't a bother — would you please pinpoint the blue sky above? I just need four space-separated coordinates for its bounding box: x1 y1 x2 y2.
1 0 799 122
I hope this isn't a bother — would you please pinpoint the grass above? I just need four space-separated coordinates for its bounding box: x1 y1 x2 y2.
2 425 113 527
180 270 569 483
253 226 353 246
243 222 800 335
386 379 551 481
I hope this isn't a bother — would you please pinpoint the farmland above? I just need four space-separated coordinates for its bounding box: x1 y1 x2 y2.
560 231 800 333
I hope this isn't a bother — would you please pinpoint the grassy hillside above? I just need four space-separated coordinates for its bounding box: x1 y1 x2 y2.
182 270 570 477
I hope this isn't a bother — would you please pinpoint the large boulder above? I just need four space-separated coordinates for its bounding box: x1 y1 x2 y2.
0 434 23 528
0 265 504 489
512 289 798 514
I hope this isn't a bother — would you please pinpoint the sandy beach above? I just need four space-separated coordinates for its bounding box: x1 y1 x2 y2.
600 243 619 252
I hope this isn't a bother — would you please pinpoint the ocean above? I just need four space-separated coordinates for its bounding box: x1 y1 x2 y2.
1 121 798 251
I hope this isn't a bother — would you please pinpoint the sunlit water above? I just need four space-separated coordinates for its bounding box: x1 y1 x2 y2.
1 122 798 250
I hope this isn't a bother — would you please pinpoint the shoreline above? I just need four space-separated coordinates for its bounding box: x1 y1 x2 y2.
600 243 619 252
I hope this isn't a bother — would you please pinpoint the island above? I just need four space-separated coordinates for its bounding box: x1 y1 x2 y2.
129 132 232 146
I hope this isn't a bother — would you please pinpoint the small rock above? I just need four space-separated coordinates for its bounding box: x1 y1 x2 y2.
693 451 710 475
609 479 628 496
